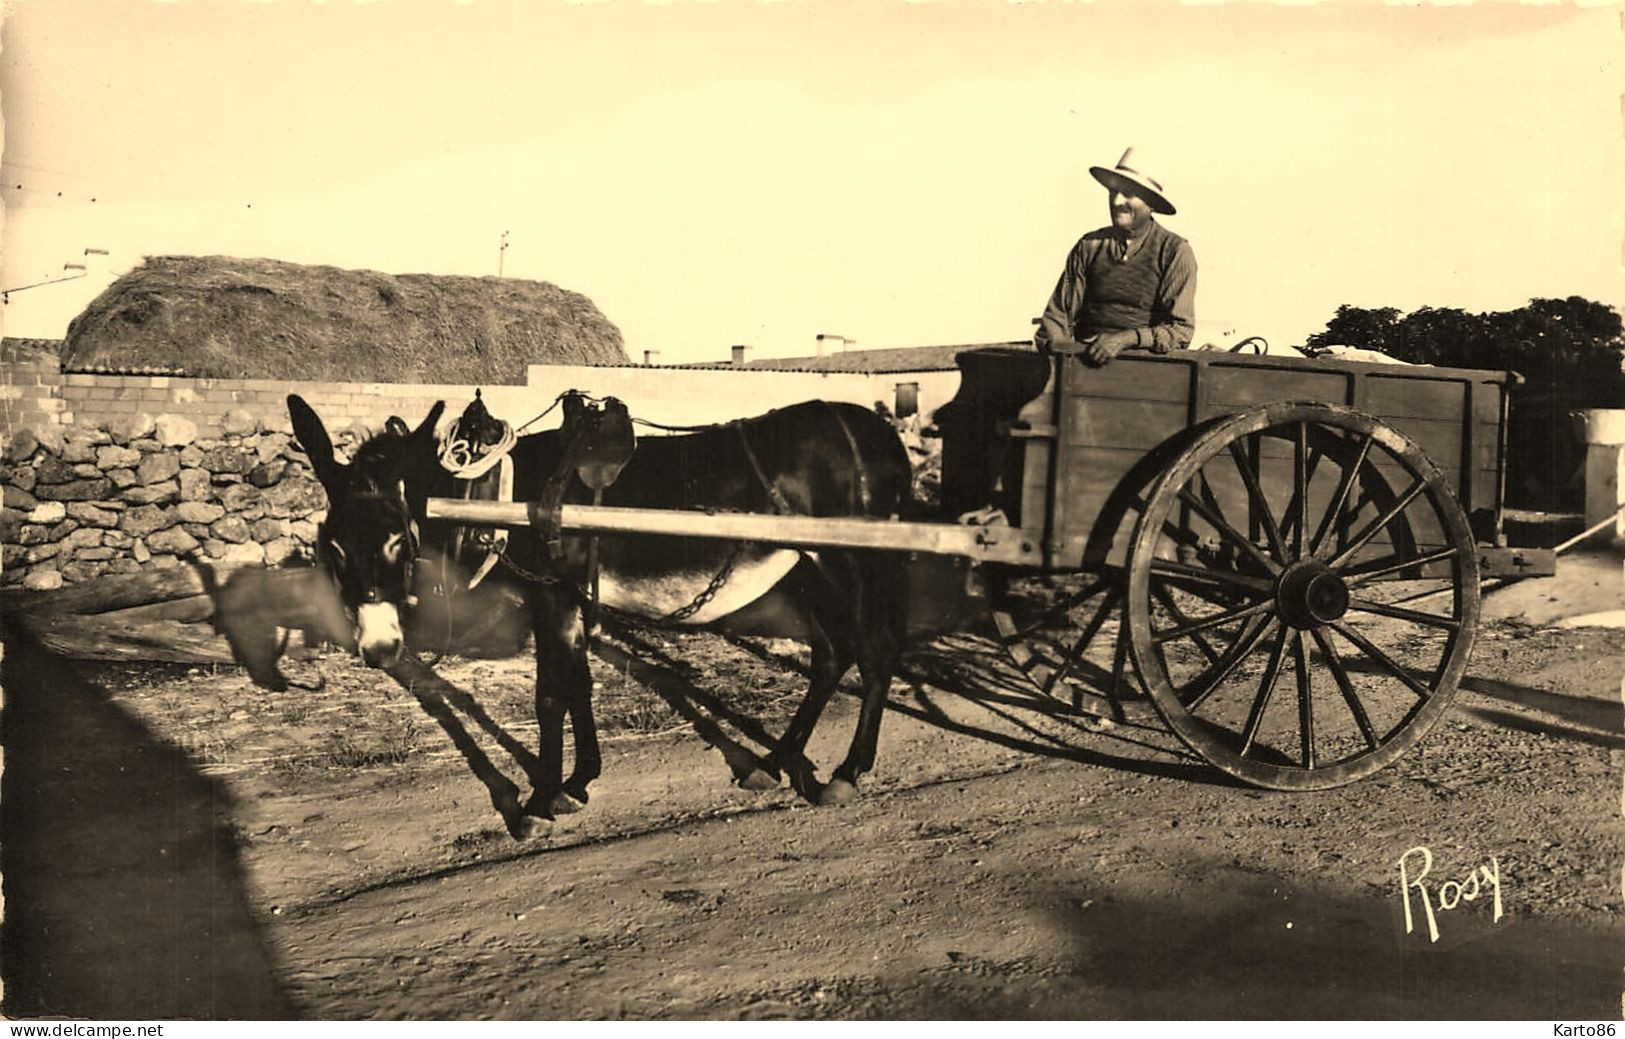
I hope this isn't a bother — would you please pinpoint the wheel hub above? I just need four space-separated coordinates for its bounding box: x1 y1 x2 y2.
1275 561 1349 629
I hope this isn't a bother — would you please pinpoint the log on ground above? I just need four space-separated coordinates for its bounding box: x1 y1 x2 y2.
4 612 235 665
0 563 247 617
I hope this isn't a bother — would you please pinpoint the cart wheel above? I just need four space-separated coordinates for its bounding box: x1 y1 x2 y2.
989 566 1147 721
1126 403 1479 790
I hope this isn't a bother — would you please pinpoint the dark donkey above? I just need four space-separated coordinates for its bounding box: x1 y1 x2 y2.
287 391 918 831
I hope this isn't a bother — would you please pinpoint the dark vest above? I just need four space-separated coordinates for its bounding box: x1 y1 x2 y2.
1074 224 1186 337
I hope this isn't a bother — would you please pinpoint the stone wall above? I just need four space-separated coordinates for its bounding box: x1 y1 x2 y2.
0 408 334 590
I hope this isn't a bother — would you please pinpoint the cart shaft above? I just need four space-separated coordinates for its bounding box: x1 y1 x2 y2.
425 498 1044 566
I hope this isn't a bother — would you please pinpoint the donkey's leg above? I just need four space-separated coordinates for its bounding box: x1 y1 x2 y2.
749 618 852 799
525 587 594 820
822 557 906 806
559 655 603 810
819 644 896 805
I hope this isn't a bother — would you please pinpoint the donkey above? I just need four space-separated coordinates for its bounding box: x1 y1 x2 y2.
287 392 919 831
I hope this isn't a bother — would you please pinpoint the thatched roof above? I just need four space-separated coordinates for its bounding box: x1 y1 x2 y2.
62 255 628 382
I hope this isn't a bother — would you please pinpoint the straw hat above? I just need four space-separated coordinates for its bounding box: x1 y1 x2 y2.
1089 148 1176 216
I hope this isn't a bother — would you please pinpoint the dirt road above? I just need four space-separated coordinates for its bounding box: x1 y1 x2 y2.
4 600 1622 1019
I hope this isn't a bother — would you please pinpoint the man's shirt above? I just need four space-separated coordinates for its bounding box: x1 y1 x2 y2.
1034 219 1197 355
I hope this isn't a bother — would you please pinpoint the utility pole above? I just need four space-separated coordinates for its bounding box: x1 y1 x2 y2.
2 248 99 305
498 231 510 277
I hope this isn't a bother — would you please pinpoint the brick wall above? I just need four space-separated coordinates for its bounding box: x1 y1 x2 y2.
0 356 67 435
525 364 961 430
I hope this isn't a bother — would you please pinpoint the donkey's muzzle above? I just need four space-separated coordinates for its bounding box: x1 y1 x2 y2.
357 602 405 668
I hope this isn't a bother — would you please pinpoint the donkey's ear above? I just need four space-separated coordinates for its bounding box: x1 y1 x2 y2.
384 416 412 438
411 401 446 444
287 394 339 488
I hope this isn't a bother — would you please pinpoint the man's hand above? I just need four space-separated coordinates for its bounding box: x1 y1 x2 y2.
1078 329 1139 367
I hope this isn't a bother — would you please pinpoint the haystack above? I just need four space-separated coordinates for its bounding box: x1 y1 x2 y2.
62 255 628 382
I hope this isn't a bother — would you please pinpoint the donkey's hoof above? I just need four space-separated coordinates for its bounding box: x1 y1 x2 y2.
816 778 860 806
512 814 552 842
738 767 781 792
549 790 588 816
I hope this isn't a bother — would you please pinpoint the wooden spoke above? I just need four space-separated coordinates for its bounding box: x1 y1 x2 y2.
1342 545 1460 586
1277 442 1325 550
1293 630 1316 769
1041 585 1121 697
1175 487 1282 575
1228 438 1287 559
1344 595 1461 631
1128 404 1477 790
1006 575 1112 640
1152 584 1221 665
1149 559 1274 595
1150 575 1258 614
1310 626 1379 751
1153 597 1275 644
1328 478 1429 569
1329 620 1435 701
1196 468 1227 529
1045 575 1113 618
1308 433 1374 557
1108 615 1132 718
1158 518 1205 552
1239 625 1290 757
1293 421 1308 557
1184 613 1278 712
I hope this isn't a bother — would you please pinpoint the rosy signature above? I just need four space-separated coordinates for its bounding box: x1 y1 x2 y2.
1397 845 1504 943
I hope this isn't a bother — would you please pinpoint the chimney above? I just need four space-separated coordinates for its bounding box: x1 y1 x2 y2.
643 349 660 366
731 344 749 366
817 333 853 354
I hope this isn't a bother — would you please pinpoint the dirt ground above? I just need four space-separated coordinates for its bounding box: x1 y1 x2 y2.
3 551 1622 1020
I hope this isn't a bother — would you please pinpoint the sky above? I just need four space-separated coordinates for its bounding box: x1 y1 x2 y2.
1 0 1622 365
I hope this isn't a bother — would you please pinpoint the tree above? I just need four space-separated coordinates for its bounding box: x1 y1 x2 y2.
1306 297 1625 510
1304 305 1404 355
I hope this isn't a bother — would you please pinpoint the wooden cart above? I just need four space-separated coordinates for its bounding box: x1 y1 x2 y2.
429 347 1556 791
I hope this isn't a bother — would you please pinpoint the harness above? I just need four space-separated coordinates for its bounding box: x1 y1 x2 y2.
431 392 876 630
341 480 422 609
437 390 518 592
437 391 640 624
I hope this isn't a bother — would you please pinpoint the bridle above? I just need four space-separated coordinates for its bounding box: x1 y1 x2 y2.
330 477 422 609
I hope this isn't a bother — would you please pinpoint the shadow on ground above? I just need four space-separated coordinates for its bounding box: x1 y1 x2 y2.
1 623 293 1019
602 621 1225 790
1034 864 1624 1019
719 864 1624 1020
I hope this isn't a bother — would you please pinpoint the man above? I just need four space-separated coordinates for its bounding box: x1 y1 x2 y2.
1034 148 1196 365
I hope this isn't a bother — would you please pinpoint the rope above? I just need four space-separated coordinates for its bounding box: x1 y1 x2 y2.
437 418 516 479
514 395 566 435
631 415 727 434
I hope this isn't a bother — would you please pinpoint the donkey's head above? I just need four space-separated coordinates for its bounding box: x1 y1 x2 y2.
287 395 445 667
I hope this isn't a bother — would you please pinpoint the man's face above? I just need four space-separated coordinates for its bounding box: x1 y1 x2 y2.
1109 188 1154 234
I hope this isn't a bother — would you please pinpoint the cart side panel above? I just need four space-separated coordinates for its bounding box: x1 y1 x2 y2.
1364 372 1505 534
938 348 1512 571
1040 357 1198 565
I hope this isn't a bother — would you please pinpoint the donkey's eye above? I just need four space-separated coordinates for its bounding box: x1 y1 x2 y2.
382 533 405 563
